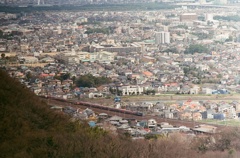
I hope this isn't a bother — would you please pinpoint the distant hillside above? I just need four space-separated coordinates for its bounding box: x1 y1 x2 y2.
0 69 239 158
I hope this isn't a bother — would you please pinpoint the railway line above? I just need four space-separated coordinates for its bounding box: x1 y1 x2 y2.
42 97 229 130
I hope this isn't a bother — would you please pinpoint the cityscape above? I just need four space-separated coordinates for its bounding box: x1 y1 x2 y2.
2 0 240 5
1 1 240 157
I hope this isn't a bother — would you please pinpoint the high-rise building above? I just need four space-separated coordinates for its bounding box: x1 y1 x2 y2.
38 0 45 5
214 0 228 4
199 0 206 4
155 32 170 44
236 33 240 43
205 14 213 21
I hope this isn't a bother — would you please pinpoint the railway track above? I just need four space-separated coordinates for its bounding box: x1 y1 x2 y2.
42 97 229 130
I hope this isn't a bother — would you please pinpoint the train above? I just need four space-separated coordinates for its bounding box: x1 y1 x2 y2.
42 96 143 116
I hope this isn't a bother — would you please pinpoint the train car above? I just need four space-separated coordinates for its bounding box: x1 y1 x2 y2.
47 97 143 117
135 112 143 116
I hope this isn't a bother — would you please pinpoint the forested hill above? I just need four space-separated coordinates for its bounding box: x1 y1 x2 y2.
0 69 120 158
0 69 69 157
0 69 148 158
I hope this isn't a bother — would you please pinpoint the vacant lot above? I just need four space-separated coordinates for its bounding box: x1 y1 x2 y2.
80 94 240 106
199 119 240 126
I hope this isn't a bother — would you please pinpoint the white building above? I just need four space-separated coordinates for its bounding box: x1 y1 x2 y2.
148 119 157 129
214 0 227 4
155 31 170 44
59 51 116 64
97 51 116 64
19 56 39 63
120 85 144 96
205 14 213 22
196 64 209 71
236 33 240 43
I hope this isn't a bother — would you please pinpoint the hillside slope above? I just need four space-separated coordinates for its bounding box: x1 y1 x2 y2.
0 70 110 158
0 69 238 158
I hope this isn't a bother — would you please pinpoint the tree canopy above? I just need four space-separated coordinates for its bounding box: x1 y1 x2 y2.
85 28 112 34
214 15 240 22
76 74 111 87
184 44 208 54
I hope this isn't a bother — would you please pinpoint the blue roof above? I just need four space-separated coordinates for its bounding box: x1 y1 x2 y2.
88 121 96 127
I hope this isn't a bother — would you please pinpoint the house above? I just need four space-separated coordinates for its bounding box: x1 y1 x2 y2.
218 103 236 119
49 79 61 86
83 108 96 118
62 79 73 86
142 71 153 78
40 57 55 63
137 120 148 128
180 112 192 120
89 92 103 98
190 85 200 94
202 88 213 94
201 109 214 119
97 85 109 92
164 112 174 119
140 102 154 111
142 56 156 63
97 51 116 64
31 87 42 95
159 122 173 128
98 113 108 119
19 56 39 63
193 112 202 121
196 64 209 71
213 113 225 120
109 115 122 122
212 89 230 94
183 57 193 62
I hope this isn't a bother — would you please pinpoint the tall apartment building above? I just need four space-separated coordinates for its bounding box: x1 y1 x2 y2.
155 31 170 44
205 13 213 21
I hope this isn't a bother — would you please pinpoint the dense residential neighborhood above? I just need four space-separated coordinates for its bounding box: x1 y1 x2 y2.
2 3 240 137
4 0 240 157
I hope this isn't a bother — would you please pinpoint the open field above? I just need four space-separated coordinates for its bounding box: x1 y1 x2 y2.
121 94 240 101
80 94 240 106
199 119 240 127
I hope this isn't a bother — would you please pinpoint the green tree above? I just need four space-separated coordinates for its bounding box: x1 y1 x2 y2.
1 53 5 59
184 44 208 54
76 74 111 87
25 71 32 80
54 73 70 82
